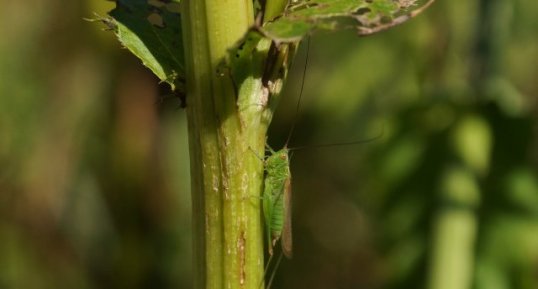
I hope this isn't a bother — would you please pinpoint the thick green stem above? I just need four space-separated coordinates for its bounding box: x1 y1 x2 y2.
181 1 281 289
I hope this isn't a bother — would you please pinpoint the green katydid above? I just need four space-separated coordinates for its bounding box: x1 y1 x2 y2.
255 38 311 289
262 144 293 258
259 35 382 259
260 36 312 261
257 106 294 289
259 31 383 288
260 101 383 262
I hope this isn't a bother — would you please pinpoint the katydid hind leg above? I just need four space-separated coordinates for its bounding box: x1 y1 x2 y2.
259 251 275 289
266 252 284 289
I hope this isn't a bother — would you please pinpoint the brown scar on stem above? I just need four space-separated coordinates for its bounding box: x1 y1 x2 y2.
239 231 246 286
357 0 435 36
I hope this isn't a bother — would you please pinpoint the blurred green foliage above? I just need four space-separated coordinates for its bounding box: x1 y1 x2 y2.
0 0 537 289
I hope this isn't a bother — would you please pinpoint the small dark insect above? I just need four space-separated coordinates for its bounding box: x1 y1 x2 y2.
157 82 186 108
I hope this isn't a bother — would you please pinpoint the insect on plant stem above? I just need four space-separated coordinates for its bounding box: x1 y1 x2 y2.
257 35 311 289
261 41 387 289
262 35 310 256
260 34 382 288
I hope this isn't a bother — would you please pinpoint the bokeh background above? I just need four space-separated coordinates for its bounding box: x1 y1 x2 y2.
1 0 537 289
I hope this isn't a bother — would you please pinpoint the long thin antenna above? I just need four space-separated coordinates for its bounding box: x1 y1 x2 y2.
288 126 384 151
284 36 311 147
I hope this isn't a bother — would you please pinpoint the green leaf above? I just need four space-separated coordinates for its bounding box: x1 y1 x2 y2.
261 0 432 43
107 0 185 92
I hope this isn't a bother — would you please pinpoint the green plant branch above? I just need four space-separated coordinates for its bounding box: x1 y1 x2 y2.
181 1 278 289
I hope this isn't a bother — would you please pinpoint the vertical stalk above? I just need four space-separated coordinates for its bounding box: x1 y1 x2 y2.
181 1 283 289
428 0 508 287
428 166 480 289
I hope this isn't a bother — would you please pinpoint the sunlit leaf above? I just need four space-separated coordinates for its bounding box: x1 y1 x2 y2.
261 0 433 43
107 0 185 92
